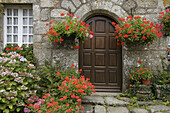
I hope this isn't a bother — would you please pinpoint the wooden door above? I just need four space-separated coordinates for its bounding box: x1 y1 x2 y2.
79 16 122 92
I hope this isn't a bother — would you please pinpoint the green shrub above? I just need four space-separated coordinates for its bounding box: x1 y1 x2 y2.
36 60 80 97
4 44 38 65
0 52 40 113
25 61 95 113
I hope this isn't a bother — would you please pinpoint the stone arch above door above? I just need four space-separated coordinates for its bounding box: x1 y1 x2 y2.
74 1 128 22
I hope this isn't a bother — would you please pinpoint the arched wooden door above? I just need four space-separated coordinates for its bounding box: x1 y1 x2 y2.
79 16 122 92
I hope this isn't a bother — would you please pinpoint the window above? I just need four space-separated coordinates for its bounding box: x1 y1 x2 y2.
4 5 33 47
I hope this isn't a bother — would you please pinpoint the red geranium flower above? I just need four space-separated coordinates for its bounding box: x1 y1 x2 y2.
138 61 142 64
61 13 65 16
56 72 60 75
74 46 80 49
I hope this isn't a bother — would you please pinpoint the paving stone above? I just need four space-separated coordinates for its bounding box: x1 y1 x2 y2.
104 97 130 106
82 96 105 105
137 101 153 106
148 105 170 113
82 104 93 113
132 108 148 113
95 105 106 113
107 107 129 113
119 97 132 103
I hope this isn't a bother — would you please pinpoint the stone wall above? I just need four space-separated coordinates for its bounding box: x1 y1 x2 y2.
0 0 169 92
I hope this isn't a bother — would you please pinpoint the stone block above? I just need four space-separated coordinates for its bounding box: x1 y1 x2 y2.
40 8 50 21
135 8 147 14
40 0 59 7
132 108 148 113
111 0 123 5
95 105 106 113
33 35 42 43
91 1 113 12
147 8 159 14
33 48 52 65
82 104 93 113
52 48 78 69
72 0 81 7
75 3 91 19
107 107 129 113
61 0 76 12
51 9 68 18
81 0 86 4
136 0 158 8
34 21 49 35
110 5 128 18
33 5 40 21
104 97 130 106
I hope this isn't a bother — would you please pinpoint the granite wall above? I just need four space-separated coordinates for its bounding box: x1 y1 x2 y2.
0 0 169 92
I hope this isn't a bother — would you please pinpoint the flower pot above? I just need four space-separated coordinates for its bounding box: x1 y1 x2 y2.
142 79 150 85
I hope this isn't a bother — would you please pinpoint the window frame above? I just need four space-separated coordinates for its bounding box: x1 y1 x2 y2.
3 5 33 47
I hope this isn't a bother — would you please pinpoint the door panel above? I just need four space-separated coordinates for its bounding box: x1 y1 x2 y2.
79 16 122 92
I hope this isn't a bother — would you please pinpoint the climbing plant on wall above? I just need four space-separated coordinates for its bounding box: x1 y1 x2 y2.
0 3 5 15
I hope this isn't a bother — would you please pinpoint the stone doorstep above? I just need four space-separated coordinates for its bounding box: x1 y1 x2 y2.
82 96 105 105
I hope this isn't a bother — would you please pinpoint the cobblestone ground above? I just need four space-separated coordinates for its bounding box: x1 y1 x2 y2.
81 94 170 113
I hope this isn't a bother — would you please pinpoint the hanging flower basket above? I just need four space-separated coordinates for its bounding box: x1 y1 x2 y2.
43 13 93 49
159 8 170 36
112 15 162 46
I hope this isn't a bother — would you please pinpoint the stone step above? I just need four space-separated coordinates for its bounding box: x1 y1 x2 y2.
107 107 129 113
104 97 130 107
82 96 105 105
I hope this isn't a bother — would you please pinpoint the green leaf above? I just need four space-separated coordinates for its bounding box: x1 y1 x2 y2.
23 81 28 85
8 104 13 109
17 86 21 90
6 86 11 90
2 98 6 102
16 108 21 112
23 68 27 71
20 92 25 97
0 104 6 110
3 109 9 113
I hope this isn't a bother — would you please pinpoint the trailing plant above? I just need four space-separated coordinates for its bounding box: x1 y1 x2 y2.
0 52 40 113
43 13 93 48
0 3 4 15
112 15 162 46
159 8 170 36
4 44 38 65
